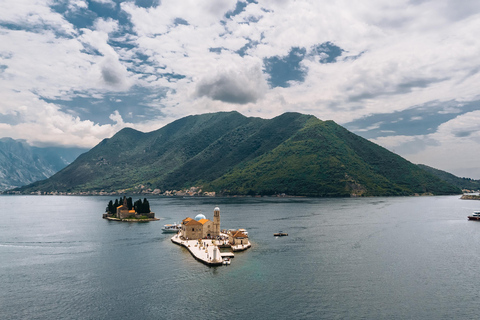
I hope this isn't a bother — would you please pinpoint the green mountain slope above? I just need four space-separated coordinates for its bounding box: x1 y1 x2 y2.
207 117 460 196
417 164 480 190
16 112 461 196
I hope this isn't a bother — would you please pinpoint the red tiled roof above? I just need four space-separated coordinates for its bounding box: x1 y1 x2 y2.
184 219 202 226
198 218 210 225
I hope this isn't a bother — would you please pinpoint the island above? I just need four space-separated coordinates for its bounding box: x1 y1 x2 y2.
102 196 159 221
460 194 480 200
171 206 251 266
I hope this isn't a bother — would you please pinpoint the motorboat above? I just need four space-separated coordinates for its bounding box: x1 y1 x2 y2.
162 223 181 233
468 211 480 221
223 257 231 265
274 231 288 236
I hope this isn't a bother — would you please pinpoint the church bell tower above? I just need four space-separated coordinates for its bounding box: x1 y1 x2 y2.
213 207 220 236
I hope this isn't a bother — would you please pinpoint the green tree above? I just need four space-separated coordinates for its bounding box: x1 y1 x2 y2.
134 199 142 213
143 198 150 213
106 200 114 214
127 197 133 210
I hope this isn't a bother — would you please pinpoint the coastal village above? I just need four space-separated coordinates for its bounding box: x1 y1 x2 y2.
170 207 251 266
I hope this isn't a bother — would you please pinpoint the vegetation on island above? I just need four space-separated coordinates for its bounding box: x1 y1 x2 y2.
16 111 461 197
105 196 151 217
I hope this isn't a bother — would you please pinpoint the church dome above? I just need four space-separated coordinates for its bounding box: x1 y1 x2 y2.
214 207 220 213
194 213 206 221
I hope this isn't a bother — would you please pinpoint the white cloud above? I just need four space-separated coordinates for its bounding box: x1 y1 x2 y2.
0 98 131 148
372 111 480 178
195 64 267 104
94 17 119 34
1 0 480 179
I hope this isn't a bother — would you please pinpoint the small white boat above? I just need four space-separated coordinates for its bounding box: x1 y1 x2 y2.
238 228 248 235
162 223 181 233
223 257 231 265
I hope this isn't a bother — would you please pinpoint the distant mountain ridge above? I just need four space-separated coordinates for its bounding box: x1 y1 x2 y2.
417 164 480 190
0 138 87 191
16 112 461 196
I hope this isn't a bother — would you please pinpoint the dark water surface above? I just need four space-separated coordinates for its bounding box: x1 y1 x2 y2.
1 195 479 319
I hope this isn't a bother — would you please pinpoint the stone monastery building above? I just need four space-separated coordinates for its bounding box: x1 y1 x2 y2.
182 207 220 239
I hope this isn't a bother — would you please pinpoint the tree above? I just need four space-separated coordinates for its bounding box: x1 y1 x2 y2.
106 200 114 214
134 199 142 213
143 198 150 213
134 198 151 214
127 197 133 210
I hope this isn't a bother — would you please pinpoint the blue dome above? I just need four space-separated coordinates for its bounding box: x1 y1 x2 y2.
194 214 206 221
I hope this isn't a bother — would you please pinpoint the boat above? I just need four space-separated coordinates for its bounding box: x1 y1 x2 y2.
274 231 288 236
223 257 231 265
468 211 480 221
162 223 181 233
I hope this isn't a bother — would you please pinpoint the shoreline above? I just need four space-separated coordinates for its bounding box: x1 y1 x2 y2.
171 233 224 266
103 216 159 222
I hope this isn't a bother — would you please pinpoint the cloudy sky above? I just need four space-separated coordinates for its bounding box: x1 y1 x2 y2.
1 0 480 178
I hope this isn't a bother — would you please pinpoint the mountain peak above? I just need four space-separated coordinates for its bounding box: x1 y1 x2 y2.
15 111 460 196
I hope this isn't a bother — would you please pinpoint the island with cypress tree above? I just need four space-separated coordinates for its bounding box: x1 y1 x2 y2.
102 196 159 221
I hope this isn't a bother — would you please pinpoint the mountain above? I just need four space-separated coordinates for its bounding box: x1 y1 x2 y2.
15 112 461 196
0 138 87 191
417 164 480 190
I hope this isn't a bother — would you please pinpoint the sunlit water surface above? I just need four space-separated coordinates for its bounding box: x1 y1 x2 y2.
1 195 479 319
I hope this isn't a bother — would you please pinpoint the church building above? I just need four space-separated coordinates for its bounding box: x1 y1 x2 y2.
181 207 221 240
116 198 136 219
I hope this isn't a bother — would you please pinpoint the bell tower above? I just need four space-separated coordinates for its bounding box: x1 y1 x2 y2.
213 207 220 236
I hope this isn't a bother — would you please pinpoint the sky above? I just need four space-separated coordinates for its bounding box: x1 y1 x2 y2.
1 0 480 178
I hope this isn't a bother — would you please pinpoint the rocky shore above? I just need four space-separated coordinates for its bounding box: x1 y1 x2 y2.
461 194 480 200
103 215 159 222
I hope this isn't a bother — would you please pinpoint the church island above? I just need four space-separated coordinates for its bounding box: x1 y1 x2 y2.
103 196 159 221
171 206 251 266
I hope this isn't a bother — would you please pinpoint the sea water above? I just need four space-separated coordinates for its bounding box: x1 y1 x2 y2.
0 195 479 319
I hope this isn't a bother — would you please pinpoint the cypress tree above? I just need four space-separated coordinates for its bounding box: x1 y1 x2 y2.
143 198 150 213
107 200 114 214
134 199 142 213
127 197 133 210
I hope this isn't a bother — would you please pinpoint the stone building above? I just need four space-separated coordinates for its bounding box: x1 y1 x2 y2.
113 197 155 219
116 198 136 219
181 207 221 240
228 230 248 246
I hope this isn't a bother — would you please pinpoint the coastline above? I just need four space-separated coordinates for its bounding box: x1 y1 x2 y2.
461 194 480 200
103 216 159 222
171 233 224 266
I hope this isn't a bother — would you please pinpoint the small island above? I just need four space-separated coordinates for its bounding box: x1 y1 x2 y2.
102 196 159 221
461 194 480 200
171 207 251 266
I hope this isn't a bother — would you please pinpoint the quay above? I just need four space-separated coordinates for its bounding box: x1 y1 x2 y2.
171 233 226 266
171 206 251 266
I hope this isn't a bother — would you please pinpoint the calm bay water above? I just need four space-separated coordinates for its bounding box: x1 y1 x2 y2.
1 195 479 319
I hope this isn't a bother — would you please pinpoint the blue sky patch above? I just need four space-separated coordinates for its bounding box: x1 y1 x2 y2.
344 100 480 139
134 0 160 9
264 47 307 88
236 38 259 57
41 86 167 125
225 1 248 19
310 42 344 63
